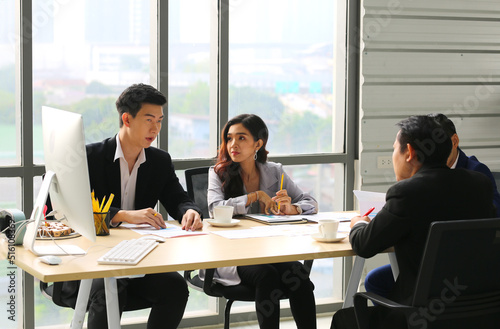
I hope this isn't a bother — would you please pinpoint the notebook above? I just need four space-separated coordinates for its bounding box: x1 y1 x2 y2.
241 214 308 225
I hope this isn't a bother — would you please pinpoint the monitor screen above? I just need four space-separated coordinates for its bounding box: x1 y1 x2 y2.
23 106 96 256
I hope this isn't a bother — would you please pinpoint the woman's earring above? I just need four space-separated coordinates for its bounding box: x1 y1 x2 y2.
254 149 258 160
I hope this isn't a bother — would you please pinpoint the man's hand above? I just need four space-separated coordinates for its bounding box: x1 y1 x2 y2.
113 208 166 229
181 209 203 231
350 215 371 229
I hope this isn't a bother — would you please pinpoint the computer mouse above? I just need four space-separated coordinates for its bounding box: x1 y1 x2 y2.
38 255 62 265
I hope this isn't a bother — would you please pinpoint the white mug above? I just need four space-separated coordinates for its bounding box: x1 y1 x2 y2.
213 206 234 223
318 219 339 239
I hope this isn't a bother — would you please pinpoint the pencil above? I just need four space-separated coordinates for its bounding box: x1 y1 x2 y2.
278 173 284 211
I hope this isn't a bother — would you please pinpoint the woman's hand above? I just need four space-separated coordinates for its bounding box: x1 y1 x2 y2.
259 192 280 215
272 189 298 215
113 208 166 229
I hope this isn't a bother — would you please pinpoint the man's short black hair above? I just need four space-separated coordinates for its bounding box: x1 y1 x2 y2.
396 115 452 165
427 113 457 138
116 83 167 127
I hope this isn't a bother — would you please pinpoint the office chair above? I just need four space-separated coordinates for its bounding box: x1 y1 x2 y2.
185 166 210 219
184 260 314 329
39 281 74 308
183 166 314 328
353 218 500 329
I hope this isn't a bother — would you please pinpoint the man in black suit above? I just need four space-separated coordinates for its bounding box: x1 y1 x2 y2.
331 115 496 329
59 83 203 329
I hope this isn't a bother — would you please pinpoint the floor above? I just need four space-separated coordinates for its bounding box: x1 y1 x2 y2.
194 313 334 329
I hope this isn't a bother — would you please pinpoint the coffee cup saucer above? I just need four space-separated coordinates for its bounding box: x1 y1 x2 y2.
311 232 348 243
206 219 240 227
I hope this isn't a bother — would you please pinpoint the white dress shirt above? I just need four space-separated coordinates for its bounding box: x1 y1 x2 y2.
114 134 146 211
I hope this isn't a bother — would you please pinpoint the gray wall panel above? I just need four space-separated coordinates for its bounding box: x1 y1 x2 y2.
360 0 500 191
362 85 500 117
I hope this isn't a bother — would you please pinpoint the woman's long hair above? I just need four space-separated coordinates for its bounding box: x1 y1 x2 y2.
214 114 269 199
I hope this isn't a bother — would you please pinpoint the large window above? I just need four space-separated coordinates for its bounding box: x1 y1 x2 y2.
168 0 213 159
32 0 150 164
0 0 19 210
0 0 356 328
229 0 345 156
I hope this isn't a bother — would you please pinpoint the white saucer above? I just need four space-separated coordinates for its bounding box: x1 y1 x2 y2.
207 219 241 227
312 233 348 243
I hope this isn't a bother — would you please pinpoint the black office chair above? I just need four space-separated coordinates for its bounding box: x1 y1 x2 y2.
184 261 314 329
185 166 210 219
183 166 314 328
40 281 69 307
353 218 500 329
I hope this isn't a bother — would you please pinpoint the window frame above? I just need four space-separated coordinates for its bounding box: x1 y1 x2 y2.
5 0 361 327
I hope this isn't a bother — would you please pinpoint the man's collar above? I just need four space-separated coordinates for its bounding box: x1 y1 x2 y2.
114 134 146 165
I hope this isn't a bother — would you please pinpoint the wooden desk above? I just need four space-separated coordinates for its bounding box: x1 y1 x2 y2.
12 219 358 283
5 217 394 329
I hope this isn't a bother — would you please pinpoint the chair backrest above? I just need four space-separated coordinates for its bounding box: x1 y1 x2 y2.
412 218 500 318
185 166 210 219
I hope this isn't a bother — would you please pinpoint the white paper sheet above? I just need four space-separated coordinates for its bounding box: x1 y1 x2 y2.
353 190 386 218
121 222 206 238
302 211 360 223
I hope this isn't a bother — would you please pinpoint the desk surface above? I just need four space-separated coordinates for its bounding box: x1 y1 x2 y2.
4 217 358 283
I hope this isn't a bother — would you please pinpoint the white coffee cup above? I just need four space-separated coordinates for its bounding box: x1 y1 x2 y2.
213 206 234 223
318 219 339 239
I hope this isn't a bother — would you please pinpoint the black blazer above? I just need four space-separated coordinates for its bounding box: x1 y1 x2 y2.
350 164 496 305
86 136 202 223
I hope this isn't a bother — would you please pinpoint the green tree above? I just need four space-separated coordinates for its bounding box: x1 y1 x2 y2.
229 86 284 121
278 111 332 154
169 81 210 116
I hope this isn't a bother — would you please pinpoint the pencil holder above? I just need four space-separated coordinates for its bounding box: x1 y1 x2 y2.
94 211 110 236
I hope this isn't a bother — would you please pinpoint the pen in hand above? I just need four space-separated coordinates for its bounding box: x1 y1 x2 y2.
277 173 284 212
363 207 375 217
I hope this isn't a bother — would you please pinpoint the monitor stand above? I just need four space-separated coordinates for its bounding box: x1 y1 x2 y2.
23 171 86 256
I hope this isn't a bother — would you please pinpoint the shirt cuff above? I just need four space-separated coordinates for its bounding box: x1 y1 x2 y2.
350 220 368 230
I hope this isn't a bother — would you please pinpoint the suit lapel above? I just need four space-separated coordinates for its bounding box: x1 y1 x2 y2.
104 137 121 206
258 162 277 192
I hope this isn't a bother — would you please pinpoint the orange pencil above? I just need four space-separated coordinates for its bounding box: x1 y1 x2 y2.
278 173 284 211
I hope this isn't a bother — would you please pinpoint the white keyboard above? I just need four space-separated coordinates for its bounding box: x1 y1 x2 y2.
97 238 160 265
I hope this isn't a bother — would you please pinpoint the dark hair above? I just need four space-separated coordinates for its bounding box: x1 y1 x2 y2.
214 114 269 199
396 115 452 165
115 83 167 127
427 113 457 138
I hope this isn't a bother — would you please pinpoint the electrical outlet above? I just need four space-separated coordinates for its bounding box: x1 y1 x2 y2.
377 156 393 169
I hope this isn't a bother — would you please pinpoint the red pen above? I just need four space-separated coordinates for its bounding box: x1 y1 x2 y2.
363 207 375 217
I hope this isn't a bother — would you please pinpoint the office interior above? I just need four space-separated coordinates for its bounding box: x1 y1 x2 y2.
1 0 500 328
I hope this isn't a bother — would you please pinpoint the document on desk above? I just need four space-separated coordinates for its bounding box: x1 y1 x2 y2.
121 223 206 238
211 224 319 239
243 214 308 224
302 211 359 223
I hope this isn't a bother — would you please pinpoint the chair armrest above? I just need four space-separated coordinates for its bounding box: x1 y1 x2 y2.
354 292 417 329
183 269 223 297
184 270 201 291
356 292 415 310
39 281 53 300
201 269 219 296
39 281 68 308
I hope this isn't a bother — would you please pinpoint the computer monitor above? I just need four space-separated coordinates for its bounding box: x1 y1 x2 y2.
23 106 96 256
